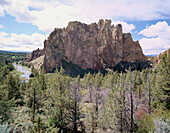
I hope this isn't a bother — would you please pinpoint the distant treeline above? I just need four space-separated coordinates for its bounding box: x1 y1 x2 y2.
0 50 28 63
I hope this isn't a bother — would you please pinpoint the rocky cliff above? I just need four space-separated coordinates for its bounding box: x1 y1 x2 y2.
155 48 170 64
29 19 149 75
27 48 45 62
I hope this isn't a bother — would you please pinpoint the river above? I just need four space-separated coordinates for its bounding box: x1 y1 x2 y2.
13 64 31 82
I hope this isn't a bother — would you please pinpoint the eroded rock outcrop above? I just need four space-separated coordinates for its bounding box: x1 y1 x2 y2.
29 19 149 75
27 48 45 62
155 48 170 64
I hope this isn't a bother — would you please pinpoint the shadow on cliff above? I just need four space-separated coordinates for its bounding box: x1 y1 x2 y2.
112 60 151 72
51 59 151 78
60 59 106 78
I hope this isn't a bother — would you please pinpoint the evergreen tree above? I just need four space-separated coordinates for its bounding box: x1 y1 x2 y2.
39 67 46 90
84 72 93 103
45 70 70 131
25 78 44 122
66 76 83 132
155 52 170 109
134 71 142 99
0 100 12 124
114 73 129 132
6 73 20 100
93 72 103 129
31 66 39 77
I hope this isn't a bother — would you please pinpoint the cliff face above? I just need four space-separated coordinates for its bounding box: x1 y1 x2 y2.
155 48 170 64
29 19 148 74
27 48 45 62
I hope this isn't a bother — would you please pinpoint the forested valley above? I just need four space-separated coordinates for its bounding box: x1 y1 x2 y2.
0 51 169 133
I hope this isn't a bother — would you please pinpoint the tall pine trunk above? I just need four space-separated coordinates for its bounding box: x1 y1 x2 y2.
130 70 133 133
148 73 151 114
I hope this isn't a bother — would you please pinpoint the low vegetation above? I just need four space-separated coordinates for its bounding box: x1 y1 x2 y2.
0 50 27 63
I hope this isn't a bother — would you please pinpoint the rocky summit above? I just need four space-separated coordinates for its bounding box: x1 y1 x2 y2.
28 19 149 76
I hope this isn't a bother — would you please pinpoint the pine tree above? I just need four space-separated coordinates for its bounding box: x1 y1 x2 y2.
113 72 129 132
129 69 134 133
39 67 46 90
134 71 142 99
93 72 103 129
6 74 13 100
147 69 151 114
31 66 39 77
0 100 12 124
25 78 44 122
84 72 93 103
45 70 70 131
6 74 20 100
155 52 170 109
66 76 83 132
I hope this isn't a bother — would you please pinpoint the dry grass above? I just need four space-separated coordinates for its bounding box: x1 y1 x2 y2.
30 55 44 71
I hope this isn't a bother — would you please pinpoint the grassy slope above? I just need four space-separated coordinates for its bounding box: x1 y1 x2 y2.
30 55 44 71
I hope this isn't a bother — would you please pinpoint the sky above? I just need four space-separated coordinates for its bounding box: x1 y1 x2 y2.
0 0 170 55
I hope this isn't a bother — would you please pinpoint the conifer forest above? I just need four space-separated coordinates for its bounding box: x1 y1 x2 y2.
0 51 169 133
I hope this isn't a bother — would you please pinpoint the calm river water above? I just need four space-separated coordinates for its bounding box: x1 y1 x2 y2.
13 64 31 82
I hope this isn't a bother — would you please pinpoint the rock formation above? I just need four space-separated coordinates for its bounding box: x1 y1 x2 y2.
155 48 170 64
27 48 45 62
28 19 149 75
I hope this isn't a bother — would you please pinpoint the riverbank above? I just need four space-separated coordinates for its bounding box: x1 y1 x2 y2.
13 63 31 82
15 62 32 72
12 65 25 80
